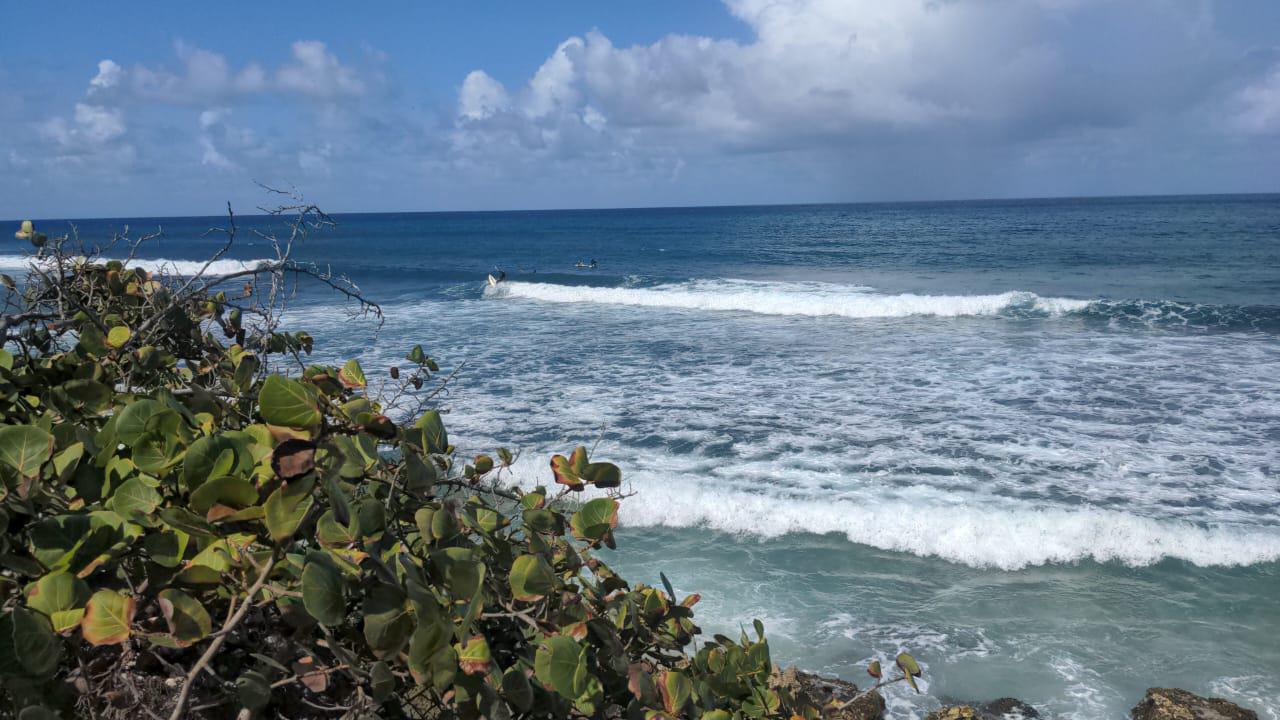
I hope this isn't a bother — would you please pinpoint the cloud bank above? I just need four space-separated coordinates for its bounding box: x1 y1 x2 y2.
2 0 1277 217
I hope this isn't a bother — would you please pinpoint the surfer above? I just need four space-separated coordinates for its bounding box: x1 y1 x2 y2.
487 268 507 286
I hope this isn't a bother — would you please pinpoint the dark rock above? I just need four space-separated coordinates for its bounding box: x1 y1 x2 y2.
1131 688 1258 720
770 666 885 720
980 697 1042 718
926 698 1040 720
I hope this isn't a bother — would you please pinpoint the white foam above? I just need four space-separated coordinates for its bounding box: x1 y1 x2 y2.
486 279 1091 319
0 254 274 276
492 455 1280 571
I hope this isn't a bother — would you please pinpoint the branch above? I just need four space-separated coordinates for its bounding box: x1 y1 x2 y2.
167 553 278 720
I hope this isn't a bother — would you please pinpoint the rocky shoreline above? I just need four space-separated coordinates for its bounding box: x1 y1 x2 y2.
779 667 1260 720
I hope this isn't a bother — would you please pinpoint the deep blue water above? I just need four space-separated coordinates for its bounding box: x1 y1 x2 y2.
7 194 1280 718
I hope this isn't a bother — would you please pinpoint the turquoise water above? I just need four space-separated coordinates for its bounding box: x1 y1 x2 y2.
10 194 1280 717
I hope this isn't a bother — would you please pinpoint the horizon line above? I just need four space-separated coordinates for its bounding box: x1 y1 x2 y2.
7 190 1278 224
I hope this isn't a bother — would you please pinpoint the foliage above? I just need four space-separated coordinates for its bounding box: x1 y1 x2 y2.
0 207 918 719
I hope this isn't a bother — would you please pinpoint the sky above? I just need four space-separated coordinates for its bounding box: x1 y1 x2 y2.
2 0 1279 218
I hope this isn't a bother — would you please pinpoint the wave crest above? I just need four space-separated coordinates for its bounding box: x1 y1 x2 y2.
487 279 1090 319
0 254 275 276
603 483 1280 570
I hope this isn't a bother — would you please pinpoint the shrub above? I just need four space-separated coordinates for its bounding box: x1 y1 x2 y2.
0 202 918 718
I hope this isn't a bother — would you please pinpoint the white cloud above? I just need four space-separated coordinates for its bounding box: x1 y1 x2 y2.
1232 64 1280 135
92 40 368 105
458 71 510 120
276 41 366 99
298 143 334 176
450 0 1229 171
128 42 266 103
41 103 125 148
88 60 121 94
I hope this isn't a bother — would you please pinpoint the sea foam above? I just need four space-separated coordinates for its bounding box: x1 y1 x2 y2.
0 254 274 276
487 279 1091 320
493 456 1280 571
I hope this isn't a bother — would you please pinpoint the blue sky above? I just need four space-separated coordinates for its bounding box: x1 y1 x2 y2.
2 0 1279 218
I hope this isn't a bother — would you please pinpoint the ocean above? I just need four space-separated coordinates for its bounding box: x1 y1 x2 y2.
9 194 1279 718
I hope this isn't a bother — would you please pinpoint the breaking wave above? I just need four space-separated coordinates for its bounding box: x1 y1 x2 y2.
486 279 1280 330
0 254 274 276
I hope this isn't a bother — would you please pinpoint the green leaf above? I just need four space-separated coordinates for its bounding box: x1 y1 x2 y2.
189 475 259 514
301 553 345 626
106 325 131 349
896 652 922 693
158 589 212 645
582 461 621 488
338 359 366 389
58 379 112 412
9 608 61 677
316 509 358 548
143 529 190 568
258 375 321 429
415 410 448 454
659 670 693 715
457 635 492 675
81 589 135 646
112 399 170 447
0 425 55 479
370 661 395 702
570 498 619 542
25 572 90 633
408 601 453 681
106 477 163 516
502 665 534 711
534 636 588 699
236 669 272 710
183 434 248 491
362 583 412 657
159 507 216 537
509 554 556 602
263 475 315 543
522 508 560 535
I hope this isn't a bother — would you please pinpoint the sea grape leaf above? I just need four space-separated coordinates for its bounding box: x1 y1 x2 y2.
415 410 448 454
534 636 589 700
106 477 163 516
550 446 589 489
25 571 91 633
301 553 345 625
338 359 366 389
370 661 395 702
106 326 131 349
0 425 54 479
263 475 315 543
81 589 135 646
509 554 556 602
570 498 619 542
157 588 212 645
362 583 412 657
457 635 492 675
258 375 321 429
270 438 317 480
189 476 258 514
10 607 60 676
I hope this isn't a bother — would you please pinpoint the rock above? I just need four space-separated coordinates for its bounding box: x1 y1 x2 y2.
1131 688 1258 720
769 666 886 720
980 698 1041 718
927 707 980 720
926 699 1040 720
